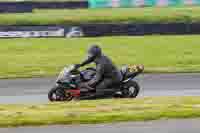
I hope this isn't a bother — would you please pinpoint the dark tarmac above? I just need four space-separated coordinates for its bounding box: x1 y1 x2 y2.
0 73 200 104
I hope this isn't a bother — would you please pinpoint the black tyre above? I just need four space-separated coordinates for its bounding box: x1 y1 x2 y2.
48 86 58 102
122 80 140 98
48 85 73 102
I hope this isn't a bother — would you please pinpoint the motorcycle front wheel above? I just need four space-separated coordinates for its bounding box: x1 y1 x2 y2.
48 85 73 102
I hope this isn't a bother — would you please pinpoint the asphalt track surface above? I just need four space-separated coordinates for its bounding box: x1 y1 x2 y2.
1 73 200 132
1 119 200 133
0 73 200 104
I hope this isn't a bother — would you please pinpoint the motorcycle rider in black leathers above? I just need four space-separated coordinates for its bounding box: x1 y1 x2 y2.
75 45 123 99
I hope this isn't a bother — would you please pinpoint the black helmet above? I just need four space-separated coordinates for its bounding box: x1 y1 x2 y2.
87 45 102 59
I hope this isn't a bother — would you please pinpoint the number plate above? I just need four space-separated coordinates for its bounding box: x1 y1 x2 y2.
128 65 138 72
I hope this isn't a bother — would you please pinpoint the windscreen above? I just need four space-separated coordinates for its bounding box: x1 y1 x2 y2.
56 66 73 82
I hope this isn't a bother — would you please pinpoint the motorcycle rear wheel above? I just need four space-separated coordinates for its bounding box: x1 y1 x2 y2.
122 80 140 98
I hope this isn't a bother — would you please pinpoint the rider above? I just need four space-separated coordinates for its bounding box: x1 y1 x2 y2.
75 45 123 98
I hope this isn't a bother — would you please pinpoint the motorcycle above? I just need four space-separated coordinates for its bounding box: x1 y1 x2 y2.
48 64 143 101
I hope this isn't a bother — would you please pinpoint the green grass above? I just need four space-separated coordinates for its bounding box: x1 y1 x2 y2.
0 96 200 127
1 7 200 25
1 35 200 78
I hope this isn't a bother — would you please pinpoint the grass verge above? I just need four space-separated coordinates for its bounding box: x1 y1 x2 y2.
0 96 200 127
1 35 200 78
1 7 200 25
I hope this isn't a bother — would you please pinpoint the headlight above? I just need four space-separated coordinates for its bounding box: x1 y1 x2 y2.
70 75 77 78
